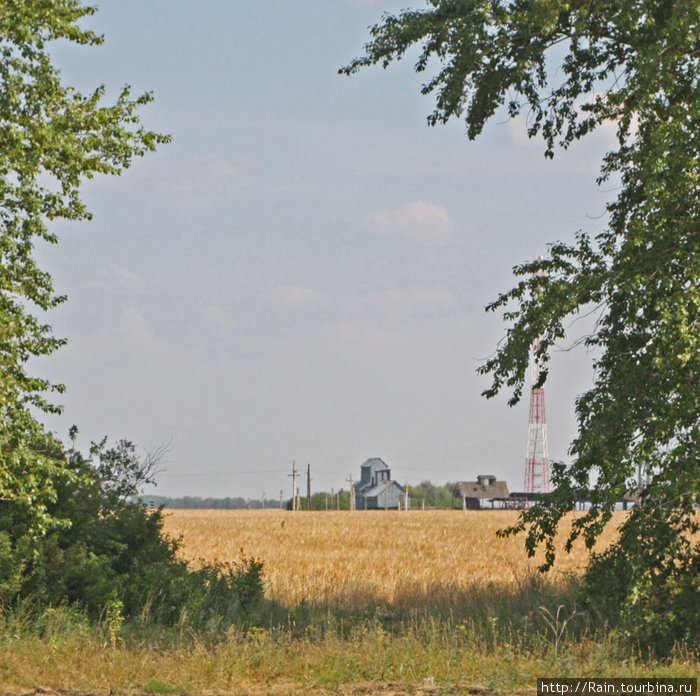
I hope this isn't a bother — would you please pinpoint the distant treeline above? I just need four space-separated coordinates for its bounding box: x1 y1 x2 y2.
139 495 282 510
141 481 459 510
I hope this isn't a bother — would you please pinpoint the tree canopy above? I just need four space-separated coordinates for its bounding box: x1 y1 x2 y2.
0 0 168 532
344 0 699 651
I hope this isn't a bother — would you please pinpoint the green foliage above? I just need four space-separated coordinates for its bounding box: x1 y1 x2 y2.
345 0 699 654
0 435 266 629
0 0 268 635
582 520 700 654
286 489 352 510
143 679 178 695
142 495 281 510
194 555 265 621
105 598 124 648
0 0 169 535
0 531 24 602
408 480 457 508
0 567 695 688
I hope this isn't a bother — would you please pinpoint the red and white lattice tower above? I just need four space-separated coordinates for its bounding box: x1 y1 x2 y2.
524 261 551 497
524 334 551 495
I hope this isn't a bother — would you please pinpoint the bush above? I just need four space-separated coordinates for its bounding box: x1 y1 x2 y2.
582 540 700 656
0 435 266 630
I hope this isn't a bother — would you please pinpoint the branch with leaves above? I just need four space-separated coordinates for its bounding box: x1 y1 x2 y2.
0 0 168 533
345 0 699 653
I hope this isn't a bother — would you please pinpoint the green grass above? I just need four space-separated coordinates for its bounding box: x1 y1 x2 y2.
0 577 696 695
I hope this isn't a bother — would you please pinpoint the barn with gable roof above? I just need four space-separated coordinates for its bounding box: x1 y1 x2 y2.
354 457 407 510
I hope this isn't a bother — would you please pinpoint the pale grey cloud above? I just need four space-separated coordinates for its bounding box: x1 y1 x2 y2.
202 306 237 331
507 113 535 149
364 201 459 246
269 284 456 318
269 285 332 312
373 287 456 314
84 264 145 296
335 321 406 346
119 306 155 349
87 307 189 368
117 153 242 198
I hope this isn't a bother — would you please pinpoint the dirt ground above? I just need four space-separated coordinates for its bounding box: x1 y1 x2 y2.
2 685 529 696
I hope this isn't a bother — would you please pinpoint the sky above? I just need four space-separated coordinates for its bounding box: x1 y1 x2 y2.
33 0 616 501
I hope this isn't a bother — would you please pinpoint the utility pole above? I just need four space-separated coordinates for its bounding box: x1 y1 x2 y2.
289 461 298 511
279 489 283 509
262 491 266 509
306 463 311 511
346 475 355 511
404 484 409 511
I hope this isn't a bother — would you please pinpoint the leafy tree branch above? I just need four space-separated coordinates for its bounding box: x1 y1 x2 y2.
0 0 169 533
344 0 699 653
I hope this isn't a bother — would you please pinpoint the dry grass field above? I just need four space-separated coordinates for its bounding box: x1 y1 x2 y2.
4 509 695 695
162 509 623 608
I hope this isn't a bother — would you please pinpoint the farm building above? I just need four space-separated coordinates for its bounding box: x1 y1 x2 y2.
355 458 407 510
455 475 510 509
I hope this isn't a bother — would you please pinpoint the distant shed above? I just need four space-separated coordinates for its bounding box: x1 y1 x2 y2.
355 458 407 510
455 475 510 509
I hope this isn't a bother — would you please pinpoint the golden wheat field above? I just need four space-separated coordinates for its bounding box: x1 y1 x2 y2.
162 509 624 607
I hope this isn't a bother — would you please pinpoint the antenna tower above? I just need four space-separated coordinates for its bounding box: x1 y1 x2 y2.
524 264 551 497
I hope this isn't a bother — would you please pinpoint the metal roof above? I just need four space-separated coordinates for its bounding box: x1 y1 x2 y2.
359 479 405 497
361 457 389 470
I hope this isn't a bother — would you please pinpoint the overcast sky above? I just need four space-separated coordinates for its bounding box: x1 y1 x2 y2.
34 0 615 500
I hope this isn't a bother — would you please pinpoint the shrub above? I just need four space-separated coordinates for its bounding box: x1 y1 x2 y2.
0 435 266 630
582 540 700 656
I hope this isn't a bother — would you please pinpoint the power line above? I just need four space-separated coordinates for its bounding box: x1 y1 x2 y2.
165 468 289 477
